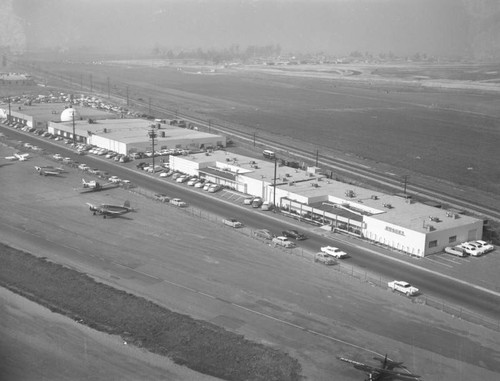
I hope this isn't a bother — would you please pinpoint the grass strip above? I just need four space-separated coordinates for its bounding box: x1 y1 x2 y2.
0 243 302 381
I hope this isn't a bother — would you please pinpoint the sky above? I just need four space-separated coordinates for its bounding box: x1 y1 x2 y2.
3 0 500 59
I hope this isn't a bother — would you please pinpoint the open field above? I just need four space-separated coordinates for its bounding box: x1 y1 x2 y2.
1 137 499 380
22 59 500 199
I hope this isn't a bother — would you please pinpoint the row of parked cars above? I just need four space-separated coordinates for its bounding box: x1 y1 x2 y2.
445 240 494 257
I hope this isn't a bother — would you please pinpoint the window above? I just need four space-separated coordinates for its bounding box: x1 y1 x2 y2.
449 236 457 243
428 240 437 248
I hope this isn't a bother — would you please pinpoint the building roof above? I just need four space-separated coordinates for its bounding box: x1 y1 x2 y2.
55 118 224 145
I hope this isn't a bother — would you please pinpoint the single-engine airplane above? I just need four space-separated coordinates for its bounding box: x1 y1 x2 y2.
86 200 134 218
5 153 29 161
34 165 64 176
337 354 420 381
79 178 118 193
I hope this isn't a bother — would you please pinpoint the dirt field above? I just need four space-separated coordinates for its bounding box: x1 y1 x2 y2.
1 132 500 380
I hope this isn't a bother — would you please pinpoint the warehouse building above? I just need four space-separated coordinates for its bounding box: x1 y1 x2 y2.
169 151 483 257
48 112 226 154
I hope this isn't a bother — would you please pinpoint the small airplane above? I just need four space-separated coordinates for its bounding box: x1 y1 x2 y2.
5 153 29 161
34 165 64 176
79 178 119 193
15 153 30 161
337 354 421 381
86 200 134 218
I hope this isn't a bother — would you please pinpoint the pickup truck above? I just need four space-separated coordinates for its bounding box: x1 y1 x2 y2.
387 280 419 296
222 218 243 228
272 236 296 248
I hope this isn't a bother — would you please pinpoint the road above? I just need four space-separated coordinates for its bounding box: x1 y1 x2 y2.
4 125 500 322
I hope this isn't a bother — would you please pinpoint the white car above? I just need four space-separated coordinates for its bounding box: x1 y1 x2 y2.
194 181 205 188
320 246 348 259
159 172 170 178
187 178 199 186
53 153 63 160
170 198 188 207
154 193 170 203
272 236 296 248
472 240 494 254
460 242 482 256
222 218 243 228
109 176 122 183
388 280 419 296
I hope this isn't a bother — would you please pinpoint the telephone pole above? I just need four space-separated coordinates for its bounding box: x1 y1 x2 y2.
148 125 157 172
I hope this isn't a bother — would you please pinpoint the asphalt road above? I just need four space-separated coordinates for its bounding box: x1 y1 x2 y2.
4 125 500 322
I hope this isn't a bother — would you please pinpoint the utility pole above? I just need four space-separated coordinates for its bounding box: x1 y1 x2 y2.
148 125 157 172
402 175 409 194
273 156 277 208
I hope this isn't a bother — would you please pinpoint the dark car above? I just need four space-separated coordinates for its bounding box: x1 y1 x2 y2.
136 162 148 169
281 229 307 240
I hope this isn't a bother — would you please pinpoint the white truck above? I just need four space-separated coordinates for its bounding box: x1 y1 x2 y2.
387 280 419 296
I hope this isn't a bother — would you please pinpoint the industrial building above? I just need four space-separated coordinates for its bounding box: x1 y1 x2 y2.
169 151 483 257
48 112 226 155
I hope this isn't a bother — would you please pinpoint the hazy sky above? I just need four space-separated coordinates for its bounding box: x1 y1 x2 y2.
4 0 500 59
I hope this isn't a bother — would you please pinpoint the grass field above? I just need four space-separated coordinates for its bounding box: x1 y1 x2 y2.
0 243 302 381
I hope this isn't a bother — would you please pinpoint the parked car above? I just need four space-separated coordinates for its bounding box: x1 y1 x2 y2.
261 201 274 211
170 198 188 207
187 178 199 186
78 163 90 171
194 180 205 188
176 175 190 183
251 197 263 208
474 240 495 253
282 230 307 240
253 229 274 240
272 236 296 248
222 218 243 228
243 197 255 205
444 245 468 257
109 176 122 183
388 280 419 296
154 193 170 203
136 162 148 169
208 184 224 193
320 246 348 259
53 153 63 160
172 172 182 180
459 242 482 256
203 182 213 191
314 252 337 265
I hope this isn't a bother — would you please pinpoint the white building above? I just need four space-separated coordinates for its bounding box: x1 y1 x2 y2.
48 116 226 154
169 151 483 257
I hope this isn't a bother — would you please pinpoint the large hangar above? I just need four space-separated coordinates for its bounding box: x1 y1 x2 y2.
170 151 483 257
48 116 226 154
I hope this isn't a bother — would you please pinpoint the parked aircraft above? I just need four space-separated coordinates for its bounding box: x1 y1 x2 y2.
34 166 63 176
79 178 118 193
15 153 30 161
4 153 29 161
337 354 420 380
86 200 133 218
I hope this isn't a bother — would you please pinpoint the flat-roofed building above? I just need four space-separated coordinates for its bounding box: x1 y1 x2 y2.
170 151 483 257
48 118 226 154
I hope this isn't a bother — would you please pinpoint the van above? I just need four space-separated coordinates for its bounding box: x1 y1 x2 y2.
263 150 275 160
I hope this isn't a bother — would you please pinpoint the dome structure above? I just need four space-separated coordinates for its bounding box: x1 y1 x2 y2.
60 107 80 122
